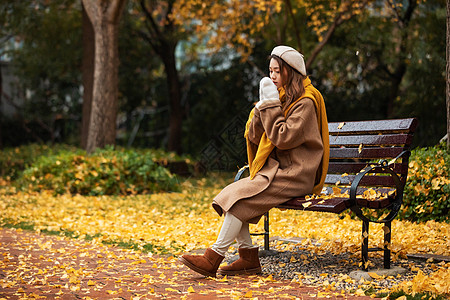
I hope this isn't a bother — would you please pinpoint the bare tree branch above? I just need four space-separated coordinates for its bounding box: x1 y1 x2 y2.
386 0 417 28
247 59 265 77
306 0 371 71
138 29 158 51
108 0 127 23
386 0 403 24
140 0 163 41
1 91 21 110
81 0 97 27
284 0 302 51
306 13 342 70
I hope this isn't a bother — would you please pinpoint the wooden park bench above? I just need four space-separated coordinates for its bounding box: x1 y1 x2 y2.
235 118 419 271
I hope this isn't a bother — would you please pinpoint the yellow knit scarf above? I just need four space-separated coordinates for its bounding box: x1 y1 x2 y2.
244 76 330 195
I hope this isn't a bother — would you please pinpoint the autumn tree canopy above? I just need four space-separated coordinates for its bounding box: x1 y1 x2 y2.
0 0 445 152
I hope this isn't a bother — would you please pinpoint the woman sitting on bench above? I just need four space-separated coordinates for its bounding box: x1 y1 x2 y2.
179 45 330 277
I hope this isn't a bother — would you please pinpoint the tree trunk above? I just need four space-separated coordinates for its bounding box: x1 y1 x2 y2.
87 20 119 153
81 2 95 149
138 0 183 153
447 0 450 149
161 45 183 154
387 64 406 117
82 0 126 154
0 63 3 149
382 0 417 118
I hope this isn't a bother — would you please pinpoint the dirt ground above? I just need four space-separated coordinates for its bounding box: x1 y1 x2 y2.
0 228 374 299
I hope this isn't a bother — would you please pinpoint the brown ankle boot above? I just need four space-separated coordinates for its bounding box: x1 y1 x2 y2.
179 248 225 277
218 247 261 276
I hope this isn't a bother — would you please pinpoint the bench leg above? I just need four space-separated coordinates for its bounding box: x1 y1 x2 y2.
362 220 369 271
263 212 270 251
384 221 391 269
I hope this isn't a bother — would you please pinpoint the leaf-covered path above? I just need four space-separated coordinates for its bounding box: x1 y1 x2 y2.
0 228 374 300
1 174 449 298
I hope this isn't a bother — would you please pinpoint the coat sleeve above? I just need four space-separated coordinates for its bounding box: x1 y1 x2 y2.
256 98 320 150
246 108 265 145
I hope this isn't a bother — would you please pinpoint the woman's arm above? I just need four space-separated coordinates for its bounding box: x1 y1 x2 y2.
246 108 265 144
257 98 320 150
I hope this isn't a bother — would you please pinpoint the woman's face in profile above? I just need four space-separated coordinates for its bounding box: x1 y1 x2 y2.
269 58 285 89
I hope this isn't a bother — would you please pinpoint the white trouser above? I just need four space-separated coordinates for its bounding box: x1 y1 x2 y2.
211 212 253 256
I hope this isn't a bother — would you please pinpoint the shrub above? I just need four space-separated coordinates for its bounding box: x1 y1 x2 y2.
399 143 449 223
17 146 181 195
0 144 77 180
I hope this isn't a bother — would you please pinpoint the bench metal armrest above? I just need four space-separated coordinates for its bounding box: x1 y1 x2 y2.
349 162 404 223
379 150 411 168
234 165 249 182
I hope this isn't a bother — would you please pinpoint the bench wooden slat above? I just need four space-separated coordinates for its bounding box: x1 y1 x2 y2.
329 133 413 147
276 197 350 214
322 186 396 196
355 197 393 209
329 147 405 159
329 118 418 135
325 174 398 187
276 197 394 213
327 162 408 175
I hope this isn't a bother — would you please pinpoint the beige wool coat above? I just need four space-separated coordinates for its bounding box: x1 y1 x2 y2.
212 97 324 224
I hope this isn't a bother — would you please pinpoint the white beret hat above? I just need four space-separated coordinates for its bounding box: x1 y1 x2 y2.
271 45 306 76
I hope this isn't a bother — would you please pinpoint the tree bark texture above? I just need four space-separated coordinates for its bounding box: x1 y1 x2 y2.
81 2 95 149
82 0 126 154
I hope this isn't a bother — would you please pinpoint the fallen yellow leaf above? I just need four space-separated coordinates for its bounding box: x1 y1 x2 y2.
368 272 382 279
217 275 228 282
243 290 253 298
355 288 366 296
302 201 312 208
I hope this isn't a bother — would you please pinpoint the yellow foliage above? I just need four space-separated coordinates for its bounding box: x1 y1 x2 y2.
1 172 449 297
393 265 450 296
0 173 449 259
168 0 375 61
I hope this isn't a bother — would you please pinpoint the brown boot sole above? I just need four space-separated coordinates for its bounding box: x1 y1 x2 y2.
217 267 262 276
179 257 216 277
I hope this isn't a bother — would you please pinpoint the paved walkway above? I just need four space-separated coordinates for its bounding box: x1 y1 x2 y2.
0 228 373 299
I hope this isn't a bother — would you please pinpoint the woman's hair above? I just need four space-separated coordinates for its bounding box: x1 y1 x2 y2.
269 55 306 106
